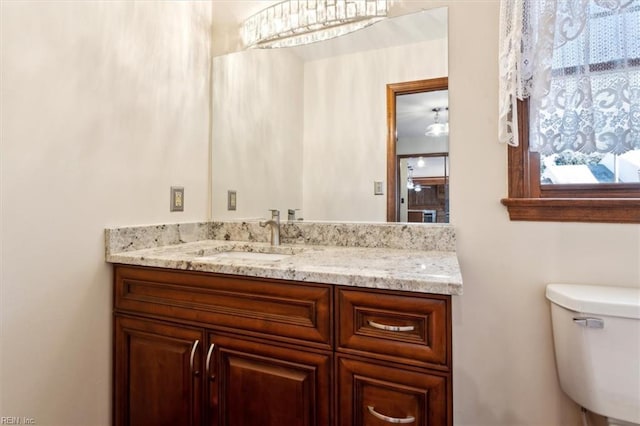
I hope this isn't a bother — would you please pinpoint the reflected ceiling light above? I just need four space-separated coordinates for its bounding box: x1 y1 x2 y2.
425 107 449 137
417 157 425 167
407 165 414 189
241 0 390 49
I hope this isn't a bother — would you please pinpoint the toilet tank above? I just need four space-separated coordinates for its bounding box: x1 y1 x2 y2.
546 284 640 424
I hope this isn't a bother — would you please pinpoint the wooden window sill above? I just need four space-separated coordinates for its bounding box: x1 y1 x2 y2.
501 198 640 223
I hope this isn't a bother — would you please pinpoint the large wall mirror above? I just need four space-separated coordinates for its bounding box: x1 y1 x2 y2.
212 7 448 223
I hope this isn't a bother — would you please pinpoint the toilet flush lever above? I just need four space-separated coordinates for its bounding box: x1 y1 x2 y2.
573 317 604 329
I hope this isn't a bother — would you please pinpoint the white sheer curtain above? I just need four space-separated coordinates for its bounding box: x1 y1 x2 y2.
499 0 640 154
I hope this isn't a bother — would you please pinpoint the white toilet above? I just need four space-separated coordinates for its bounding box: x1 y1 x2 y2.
546 284 640 426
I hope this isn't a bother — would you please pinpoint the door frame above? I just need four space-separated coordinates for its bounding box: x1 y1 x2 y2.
386 77 449 222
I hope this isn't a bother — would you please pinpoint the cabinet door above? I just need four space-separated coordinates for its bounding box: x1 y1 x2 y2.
114 315 204 426
207 333 331 426
338 356 450 426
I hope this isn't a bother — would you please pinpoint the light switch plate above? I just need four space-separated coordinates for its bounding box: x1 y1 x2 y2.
227 190 237 211
170 186 184 212
374 181 384 195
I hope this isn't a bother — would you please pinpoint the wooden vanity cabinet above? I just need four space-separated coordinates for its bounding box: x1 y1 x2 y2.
113 265 452 426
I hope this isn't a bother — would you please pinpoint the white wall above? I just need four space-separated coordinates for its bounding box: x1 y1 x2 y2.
0 2 211 424
211 49 304 220
397 135 449 155
302 38 447 221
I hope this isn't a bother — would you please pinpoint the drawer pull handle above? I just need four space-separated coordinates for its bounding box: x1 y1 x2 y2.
367 406 415 424
189 340 200 376
206 343 216 380
368 320 415 332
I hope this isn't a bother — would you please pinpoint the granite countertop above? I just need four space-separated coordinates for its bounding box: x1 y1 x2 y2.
105 221 463 295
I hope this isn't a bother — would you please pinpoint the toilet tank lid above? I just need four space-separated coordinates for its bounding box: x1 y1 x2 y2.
546 284 640 319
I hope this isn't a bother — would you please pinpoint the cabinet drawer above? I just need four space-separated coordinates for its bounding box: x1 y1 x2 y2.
338 356 450 426
114 266 332 348
337 288 450 368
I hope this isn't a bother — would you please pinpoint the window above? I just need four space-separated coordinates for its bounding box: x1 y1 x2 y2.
499 1 640 223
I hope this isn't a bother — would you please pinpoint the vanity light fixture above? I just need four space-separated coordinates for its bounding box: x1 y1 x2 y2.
241 0 390 49
425 107 449 137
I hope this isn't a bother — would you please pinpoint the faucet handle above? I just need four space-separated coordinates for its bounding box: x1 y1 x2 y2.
287 209 301 221
268 209 280 220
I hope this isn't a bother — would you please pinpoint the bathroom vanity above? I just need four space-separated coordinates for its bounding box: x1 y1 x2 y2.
106 221 462 426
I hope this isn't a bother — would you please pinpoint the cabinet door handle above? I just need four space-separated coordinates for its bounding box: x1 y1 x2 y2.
206 343 215 380
367 406 415 424
189 340 200 376
368 320 415 332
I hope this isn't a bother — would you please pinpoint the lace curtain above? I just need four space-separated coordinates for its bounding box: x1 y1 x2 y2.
498 0 640 155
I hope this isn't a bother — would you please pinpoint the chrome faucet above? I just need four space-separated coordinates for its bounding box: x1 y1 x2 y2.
259 209 280 246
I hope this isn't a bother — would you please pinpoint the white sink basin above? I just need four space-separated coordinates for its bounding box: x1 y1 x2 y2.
203 251 292 262
189 243 310 263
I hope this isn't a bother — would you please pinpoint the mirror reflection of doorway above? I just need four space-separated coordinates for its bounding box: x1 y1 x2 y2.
386 78 449 222
399 154 449 223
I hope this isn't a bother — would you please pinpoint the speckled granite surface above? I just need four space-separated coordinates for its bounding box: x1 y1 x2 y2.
105 221 462 295
211 221 456 251
106 221 455 253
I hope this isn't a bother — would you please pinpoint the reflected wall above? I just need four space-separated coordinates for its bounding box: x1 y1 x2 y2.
212 19 447 221
212 49 304 220
303 38 447 221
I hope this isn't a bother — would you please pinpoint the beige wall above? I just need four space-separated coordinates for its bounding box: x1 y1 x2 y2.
0 1 211 424
448 3 639 425
211 49 304 219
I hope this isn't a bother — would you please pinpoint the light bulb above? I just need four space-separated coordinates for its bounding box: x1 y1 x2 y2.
407 179 414 189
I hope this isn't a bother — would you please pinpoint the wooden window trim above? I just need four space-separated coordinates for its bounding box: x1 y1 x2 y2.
501 100 640 223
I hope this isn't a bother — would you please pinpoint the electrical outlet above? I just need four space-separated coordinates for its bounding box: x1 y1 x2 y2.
374 181 384 195
170 186 184 212
227 190 237 211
